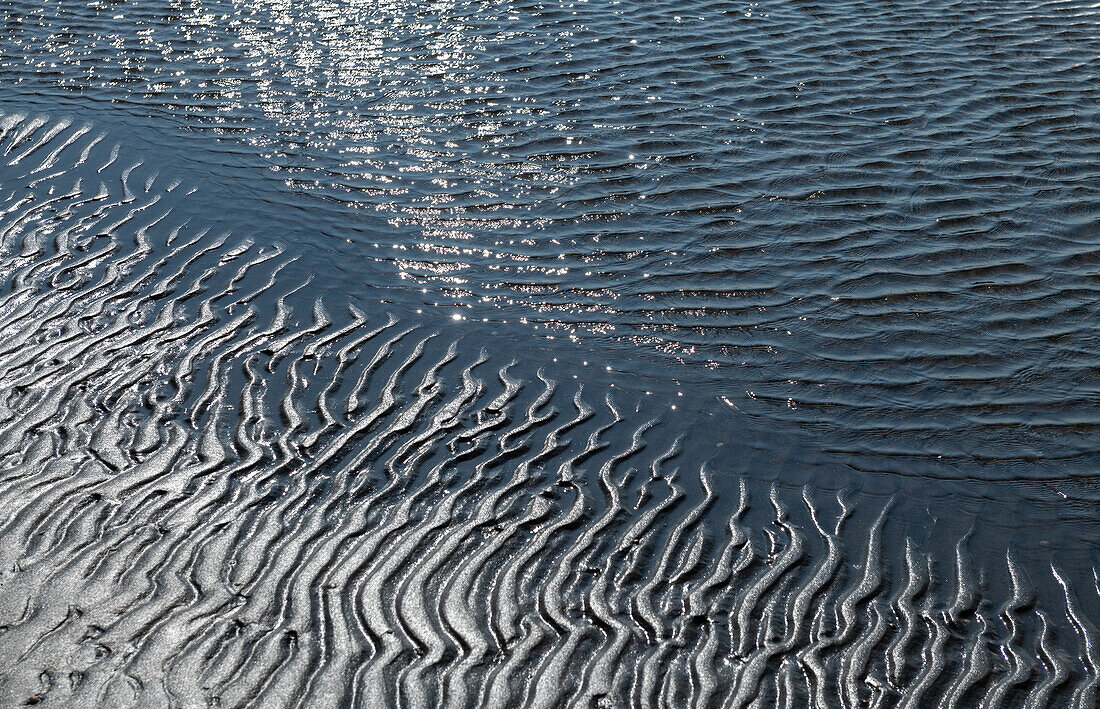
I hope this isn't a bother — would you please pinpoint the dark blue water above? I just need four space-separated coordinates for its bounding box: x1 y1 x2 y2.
0 0 1097 706
6 0 1100 475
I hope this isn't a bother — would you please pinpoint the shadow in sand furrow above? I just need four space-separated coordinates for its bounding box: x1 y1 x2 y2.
0 114 1095 708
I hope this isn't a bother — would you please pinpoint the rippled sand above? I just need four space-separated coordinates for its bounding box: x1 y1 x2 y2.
0 0 1098 706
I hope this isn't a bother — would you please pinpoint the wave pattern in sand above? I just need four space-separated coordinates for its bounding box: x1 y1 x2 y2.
0 113 1096 708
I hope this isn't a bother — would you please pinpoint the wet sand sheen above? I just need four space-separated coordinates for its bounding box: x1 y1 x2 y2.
0 113 1095 707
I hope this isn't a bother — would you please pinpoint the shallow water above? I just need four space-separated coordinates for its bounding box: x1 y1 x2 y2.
0 0 1097 706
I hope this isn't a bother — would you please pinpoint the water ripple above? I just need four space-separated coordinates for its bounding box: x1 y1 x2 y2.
3 0 1100 469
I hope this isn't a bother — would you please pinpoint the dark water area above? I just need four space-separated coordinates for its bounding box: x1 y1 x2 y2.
0 0 1097 706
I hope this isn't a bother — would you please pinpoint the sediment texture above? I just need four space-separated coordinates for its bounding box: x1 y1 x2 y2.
0 114 1096 708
